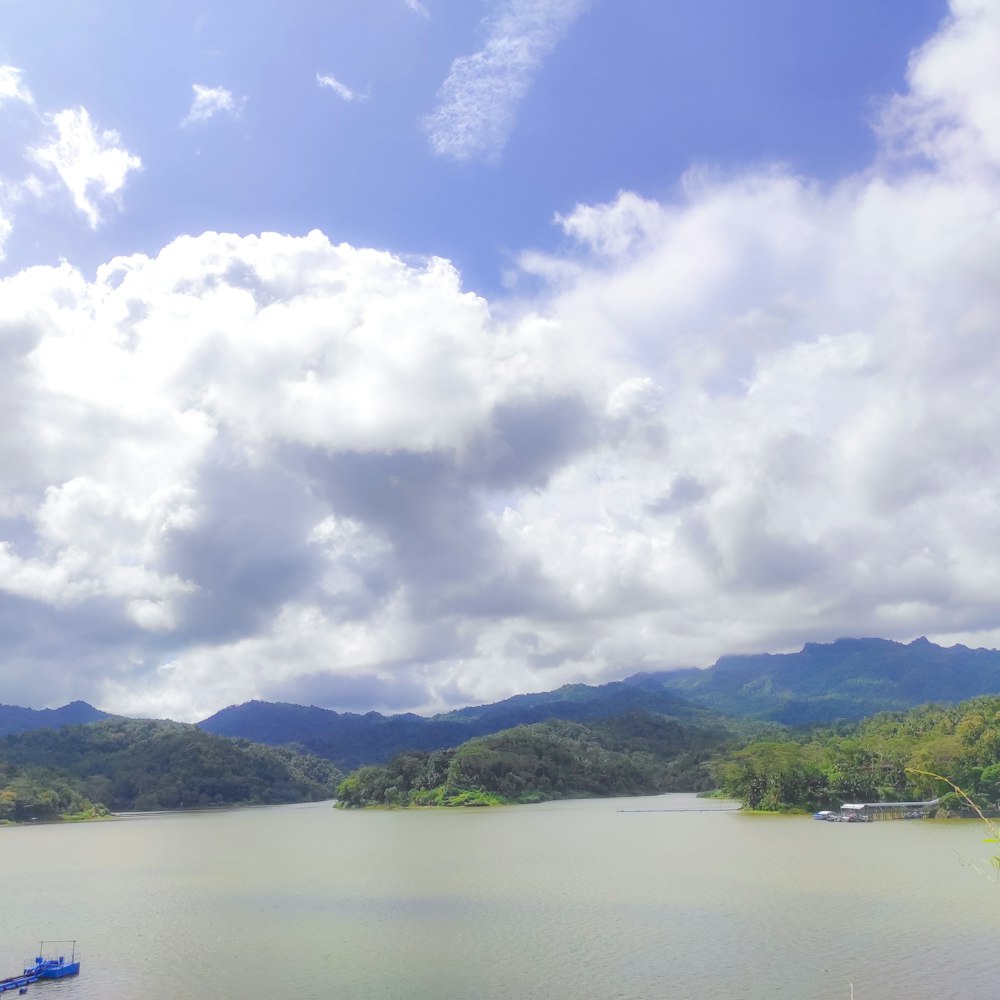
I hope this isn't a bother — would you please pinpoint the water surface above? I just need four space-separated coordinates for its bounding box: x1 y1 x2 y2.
2 794 998 999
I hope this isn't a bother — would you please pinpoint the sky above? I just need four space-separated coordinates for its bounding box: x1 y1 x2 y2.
2 0 998 722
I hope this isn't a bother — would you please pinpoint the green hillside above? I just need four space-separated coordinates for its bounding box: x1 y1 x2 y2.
715 695 1000 813
0 718 341 822
335 712 735 807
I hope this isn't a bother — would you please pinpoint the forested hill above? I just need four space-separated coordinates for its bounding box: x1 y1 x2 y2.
646 637 1000 723
335 713 735 808
0 700 111 736
716 695 1000 814
0 718 341 823
198 680 718 769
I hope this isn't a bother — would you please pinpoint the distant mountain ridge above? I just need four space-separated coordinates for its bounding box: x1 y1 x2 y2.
199 637 1000 766
197 680 713 770
435 678 702 728
645 636 1000 723
0 700 111 737
6 637 1000 769
198 700 472 770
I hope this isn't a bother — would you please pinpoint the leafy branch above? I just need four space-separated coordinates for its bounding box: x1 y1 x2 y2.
907 767 1000 878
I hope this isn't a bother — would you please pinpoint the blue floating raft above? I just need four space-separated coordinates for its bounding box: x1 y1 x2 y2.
1 943 80 993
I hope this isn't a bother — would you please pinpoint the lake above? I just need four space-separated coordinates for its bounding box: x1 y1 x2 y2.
2 793 999 999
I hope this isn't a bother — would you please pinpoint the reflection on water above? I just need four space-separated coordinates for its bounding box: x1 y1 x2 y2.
2 794 999 999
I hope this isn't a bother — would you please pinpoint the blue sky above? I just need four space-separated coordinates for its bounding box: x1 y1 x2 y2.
3 1 944 293
5 0 1000 722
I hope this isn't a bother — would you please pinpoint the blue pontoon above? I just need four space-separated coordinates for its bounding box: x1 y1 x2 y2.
0 942 80 993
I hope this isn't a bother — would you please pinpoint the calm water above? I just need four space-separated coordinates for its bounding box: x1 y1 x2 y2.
2 794 999 999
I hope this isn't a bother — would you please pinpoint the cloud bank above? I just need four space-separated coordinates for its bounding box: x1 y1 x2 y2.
3 0 1000 721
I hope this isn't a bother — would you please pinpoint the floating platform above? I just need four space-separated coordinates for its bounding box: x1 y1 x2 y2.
1 943 80 993
816 799 940 822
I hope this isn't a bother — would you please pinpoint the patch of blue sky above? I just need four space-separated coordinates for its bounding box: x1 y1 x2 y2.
1 0 945 295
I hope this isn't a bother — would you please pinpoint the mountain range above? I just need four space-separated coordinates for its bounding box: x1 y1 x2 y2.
0 699 110 737
4 636 1000 770
648 635 1000 724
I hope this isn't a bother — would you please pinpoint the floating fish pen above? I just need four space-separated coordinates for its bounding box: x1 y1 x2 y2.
816 798 940 822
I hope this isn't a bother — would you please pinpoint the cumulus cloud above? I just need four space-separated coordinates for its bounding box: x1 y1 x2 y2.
182 84 242 126
0 229 599 716
30 107 142 227
876 0 1000 173
424 0 590 161
316 73 366 103
4 0 1000 719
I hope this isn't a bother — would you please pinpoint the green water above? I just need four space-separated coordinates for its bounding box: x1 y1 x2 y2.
1 794 998 999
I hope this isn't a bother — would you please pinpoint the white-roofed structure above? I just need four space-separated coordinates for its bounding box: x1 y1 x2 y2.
837 799 939 821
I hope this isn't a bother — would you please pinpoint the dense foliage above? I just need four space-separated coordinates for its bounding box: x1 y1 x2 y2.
715 695 1000 812
0 718 341 820
0 764 105 823
336 713 734 807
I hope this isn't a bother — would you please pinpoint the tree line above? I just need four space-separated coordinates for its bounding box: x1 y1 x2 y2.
0 718 342 821
10 694 1000 820
714 695 1000 812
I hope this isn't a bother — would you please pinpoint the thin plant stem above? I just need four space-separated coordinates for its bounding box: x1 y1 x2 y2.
906 767 1000 876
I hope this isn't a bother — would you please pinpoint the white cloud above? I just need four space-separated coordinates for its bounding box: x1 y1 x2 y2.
424 0 590 161
30 107 142 227
4 0 1000 719
403 0 430 18
0 66 36 254
0 225 606 716
0 65 33 105
182 84 242 126
876 0 1000 174
0 197 12 258
316 73 365 103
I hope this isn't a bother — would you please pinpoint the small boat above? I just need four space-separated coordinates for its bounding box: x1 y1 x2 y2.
0 943 80 993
